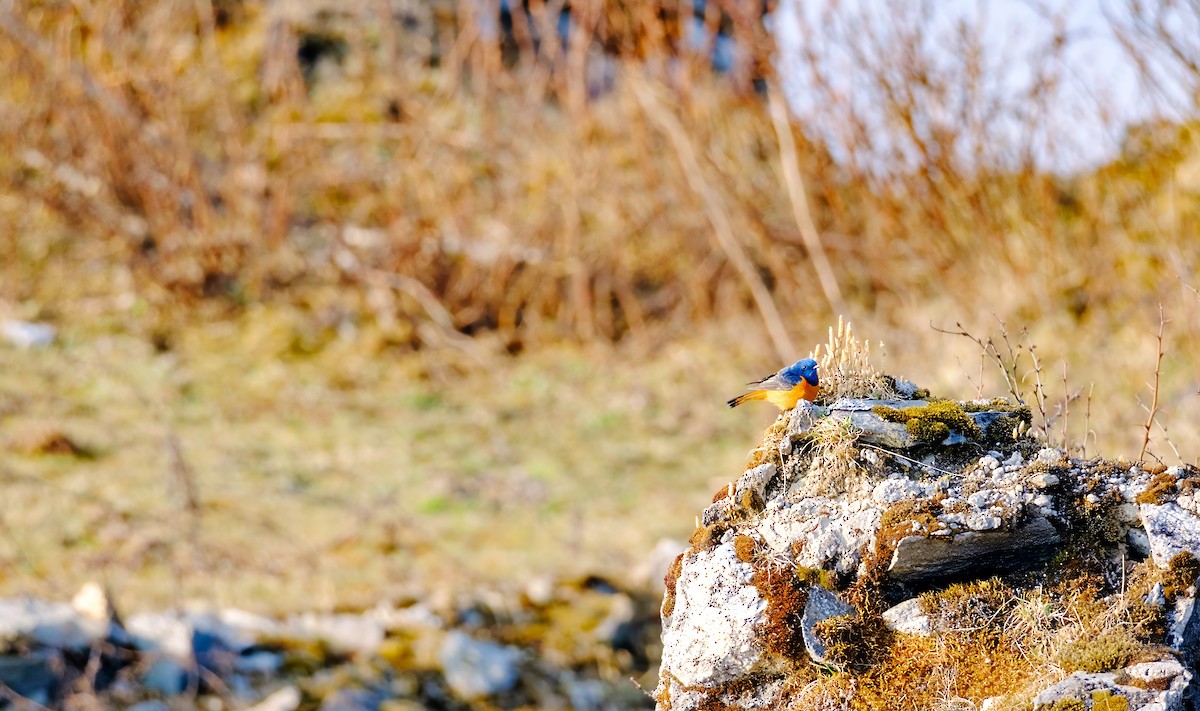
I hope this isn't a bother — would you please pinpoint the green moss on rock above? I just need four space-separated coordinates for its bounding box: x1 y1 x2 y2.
1137 471 1177 505
1053 628 1141 673
1091 690 1131 711
1162 552 1200 602
751 568 809 662
734 535 757 563
1046 698 1088 711
872 401 983 444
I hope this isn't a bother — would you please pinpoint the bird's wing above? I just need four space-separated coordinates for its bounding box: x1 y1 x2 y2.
747 372 794 391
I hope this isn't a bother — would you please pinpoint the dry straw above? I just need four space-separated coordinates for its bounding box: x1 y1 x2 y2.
811 317 899 402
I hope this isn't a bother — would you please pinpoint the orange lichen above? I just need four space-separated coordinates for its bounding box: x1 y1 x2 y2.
662 553 685 618
751 568 809 662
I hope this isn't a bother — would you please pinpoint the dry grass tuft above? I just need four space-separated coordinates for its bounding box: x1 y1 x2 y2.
812 318 899 403
798 415 870 497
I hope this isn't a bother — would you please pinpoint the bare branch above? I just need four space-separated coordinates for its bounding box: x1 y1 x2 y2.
1138 304 1169 463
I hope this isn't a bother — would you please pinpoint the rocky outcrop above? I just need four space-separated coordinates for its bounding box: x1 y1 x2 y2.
655 393 1200 711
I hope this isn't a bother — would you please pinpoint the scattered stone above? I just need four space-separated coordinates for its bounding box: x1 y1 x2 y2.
0 597 108 649
236 651 285 674
439 630 521 699
881 598 930 636
126 612 191 658
0 653 58 706
801 587 856 666
71 582 111 621
286 613 386 656
318 687 386 711
246 682 302 711
0 319 56 348
193 627 237 679
1031 671 1155 710
142 655 190 696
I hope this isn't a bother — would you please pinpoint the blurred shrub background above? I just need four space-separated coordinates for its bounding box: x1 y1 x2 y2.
0 0 1198 612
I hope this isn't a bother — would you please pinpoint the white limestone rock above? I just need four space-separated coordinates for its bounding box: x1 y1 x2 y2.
1031 671 1156 710
658 543 767 689
882 598 930 636
1140 502 1200 567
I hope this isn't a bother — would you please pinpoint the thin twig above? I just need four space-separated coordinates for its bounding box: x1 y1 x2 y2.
1025 329 1048 429
931 321 1024 403
1137 304 1168 463
1060 361 1070 447
858 442 959 477
766 84 846 316
1083 383 1095 459
633 78 796 362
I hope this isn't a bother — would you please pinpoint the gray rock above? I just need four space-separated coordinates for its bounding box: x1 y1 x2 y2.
565 677 607 710
1140 503 1200 567
235 650 285 674
881 598 930 636
247 686 302 711
1130 527 1153 557
193 626 238 679
127 702 170 711
791 399 1014 450
887 516 1061 584
1146 582 1167 608
0 320 56 348
439 630 521 699
318 688 385 711
1123 659 1191 709
0 653 58 705
285 613 386 655
1167 589 1200 663
801 586 855 667
1031 671 1154 710
125 612 192 658
0 597 109 649
142 655 190 695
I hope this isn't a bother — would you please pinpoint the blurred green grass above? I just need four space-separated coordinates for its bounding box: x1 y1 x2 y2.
0 316 781 611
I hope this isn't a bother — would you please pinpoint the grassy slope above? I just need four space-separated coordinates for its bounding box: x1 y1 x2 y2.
0 316 777 612
4 301 1200 614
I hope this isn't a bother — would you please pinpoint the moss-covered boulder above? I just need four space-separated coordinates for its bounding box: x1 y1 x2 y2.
655 389 1198 711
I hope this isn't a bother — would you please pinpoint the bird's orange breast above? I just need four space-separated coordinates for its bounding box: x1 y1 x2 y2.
762 380 819 409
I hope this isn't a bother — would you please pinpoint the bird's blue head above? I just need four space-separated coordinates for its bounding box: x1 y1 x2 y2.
782 358 819 386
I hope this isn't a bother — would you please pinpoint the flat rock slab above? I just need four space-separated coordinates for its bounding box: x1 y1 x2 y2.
887 516 1061 585
790 399 1014 449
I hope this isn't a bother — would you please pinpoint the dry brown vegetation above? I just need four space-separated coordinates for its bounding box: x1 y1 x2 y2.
1 0 1200 609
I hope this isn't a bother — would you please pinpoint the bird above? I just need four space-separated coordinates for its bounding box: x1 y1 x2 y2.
727 358 820 410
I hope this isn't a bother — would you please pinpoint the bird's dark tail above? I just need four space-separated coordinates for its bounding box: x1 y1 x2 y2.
727 391 763 408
